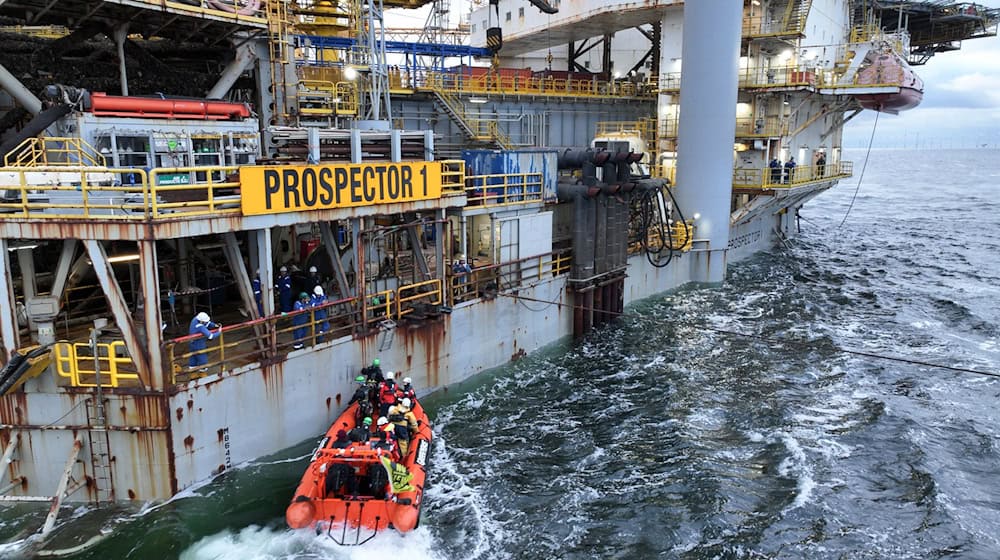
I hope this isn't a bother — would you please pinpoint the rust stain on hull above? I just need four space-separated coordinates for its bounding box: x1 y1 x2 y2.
399 315 448 389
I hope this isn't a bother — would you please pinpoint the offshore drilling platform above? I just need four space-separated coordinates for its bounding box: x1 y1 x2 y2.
0 0 996 539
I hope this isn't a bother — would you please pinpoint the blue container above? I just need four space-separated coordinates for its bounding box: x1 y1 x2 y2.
461 149 558 204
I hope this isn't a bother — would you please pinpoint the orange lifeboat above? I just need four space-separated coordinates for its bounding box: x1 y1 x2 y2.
285 399 432 544
855 52 924 114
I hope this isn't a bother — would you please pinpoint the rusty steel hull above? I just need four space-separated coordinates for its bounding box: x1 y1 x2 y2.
0 201 818 502
0 194 822 502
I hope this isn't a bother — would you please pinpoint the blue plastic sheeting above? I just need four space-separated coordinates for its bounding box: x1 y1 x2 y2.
461 149 558 204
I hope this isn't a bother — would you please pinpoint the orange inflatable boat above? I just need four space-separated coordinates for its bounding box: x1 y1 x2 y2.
285 399 432 544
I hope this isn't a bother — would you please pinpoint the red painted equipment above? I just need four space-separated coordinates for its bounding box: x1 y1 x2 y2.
87 92 252 120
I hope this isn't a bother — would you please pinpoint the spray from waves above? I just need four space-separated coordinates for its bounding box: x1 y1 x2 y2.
179 524 444 560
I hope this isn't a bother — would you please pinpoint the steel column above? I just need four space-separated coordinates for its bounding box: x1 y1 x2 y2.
256 228 275 317
406 224 431 281
223 233 259 320
0 239 17 362
40 439 81 537
435 209 446 284
207 42 257 99
674 1 741 283
16 248 37 334
138 240 164 391
178 239 192 315
0 64 42 115
391 130 402 162
50 240 78 304
354 218 365 330
83 240 152 388
424 129 434 161
319 222 352 301
113 25 130 96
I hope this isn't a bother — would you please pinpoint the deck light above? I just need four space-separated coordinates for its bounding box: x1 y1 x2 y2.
344 66 358 80
469 97 488 104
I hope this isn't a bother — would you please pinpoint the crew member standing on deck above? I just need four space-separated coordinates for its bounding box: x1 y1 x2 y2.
188 312 220 369
251 271 263 317
292 292 311 349
783 157 797 184
308 266 323 292
769 158 782 185
310 285 329 335
276 266 293 313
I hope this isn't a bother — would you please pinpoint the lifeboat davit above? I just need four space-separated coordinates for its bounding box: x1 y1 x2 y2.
285 399 432 544
855 52 924 114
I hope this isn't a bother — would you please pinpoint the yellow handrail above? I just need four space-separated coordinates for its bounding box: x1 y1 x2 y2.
54 341 140 388
464 172 544 208
396 279 442 319
4 137 106 167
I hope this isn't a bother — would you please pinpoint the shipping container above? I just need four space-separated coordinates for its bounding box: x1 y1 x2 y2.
461 149 558 204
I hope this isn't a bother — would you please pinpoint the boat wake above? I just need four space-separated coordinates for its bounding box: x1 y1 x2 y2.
179 524 443 560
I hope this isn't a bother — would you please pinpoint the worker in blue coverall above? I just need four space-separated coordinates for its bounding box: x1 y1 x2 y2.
251 271 263 317
188 311 220 368
276 266 292 312
310 285 329 335
292 291 311 349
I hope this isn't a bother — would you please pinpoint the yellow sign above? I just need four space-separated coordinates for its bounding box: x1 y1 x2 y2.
240 162 443 215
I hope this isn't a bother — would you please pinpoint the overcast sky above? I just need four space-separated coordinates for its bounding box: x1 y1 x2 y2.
843 1 1000 149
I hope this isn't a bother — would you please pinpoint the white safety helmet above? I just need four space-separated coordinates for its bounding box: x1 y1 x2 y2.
459 254 466 261
309 266 317 273
279 265 288 273
385 371 395 379
376 416 389 426
313 285 324 296
403 377 412 385
196 312 210 323
401 398 411 409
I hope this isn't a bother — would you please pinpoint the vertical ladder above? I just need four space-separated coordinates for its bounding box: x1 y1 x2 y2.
85 398 114 503
266 0 292 125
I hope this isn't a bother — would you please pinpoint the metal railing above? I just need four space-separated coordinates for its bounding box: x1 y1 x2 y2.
734 161 854 189
4 137 106 167
423 72 655 100
464 172 544 208
448 250 572 305
440 160 466 193
166 297 362 382
164 278 445 381
53 341 140 388
0 159 467 220
296 79 360 117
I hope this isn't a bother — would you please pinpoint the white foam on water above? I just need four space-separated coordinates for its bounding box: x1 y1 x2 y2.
776 433 815 512
178 524 444 560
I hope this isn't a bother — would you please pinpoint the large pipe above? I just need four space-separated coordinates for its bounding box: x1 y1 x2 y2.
88 92 251 120
207 43 257 100
0 64 43 115
673 1 741 282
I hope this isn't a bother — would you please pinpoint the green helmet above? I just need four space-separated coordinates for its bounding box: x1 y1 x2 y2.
299 291 309 299
372 358 380 366
362 417 373 426
355 375 366 383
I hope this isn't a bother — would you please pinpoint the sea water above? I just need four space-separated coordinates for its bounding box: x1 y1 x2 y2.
2 148 998 559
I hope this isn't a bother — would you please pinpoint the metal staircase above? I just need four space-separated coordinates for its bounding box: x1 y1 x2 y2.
429 85 511 149
782 0 813 35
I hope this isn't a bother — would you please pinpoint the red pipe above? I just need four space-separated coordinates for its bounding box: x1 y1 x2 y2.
88 92 252 120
